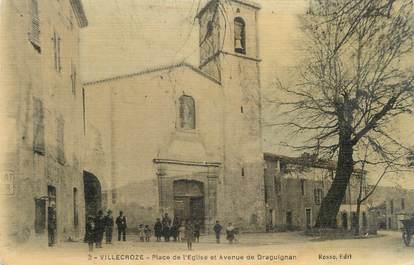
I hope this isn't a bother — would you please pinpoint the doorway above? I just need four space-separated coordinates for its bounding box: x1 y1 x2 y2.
286 211 293 230
83 171 102 220
173 180 204 230
305 208 312 229
341 212 348 229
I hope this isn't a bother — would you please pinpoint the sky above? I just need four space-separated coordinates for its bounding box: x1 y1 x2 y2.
79 0 414 188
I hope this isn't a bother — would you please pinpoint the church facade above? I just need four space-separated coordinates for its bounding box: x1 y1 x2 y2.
83 0 265 232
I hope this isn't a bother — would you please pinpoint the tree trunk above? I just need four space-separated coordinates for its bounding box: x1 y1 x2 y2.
355 199 361 235
315 134 354 228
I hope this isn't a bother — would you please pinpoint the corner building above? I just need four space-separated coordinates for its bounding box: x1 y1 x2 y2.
0 0 88 245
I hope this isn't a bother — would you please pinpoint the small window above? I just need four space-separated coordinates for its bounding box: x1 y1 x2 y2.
73 188 79 228
178 95 196 130
241 167 245 177
53 32 62 72
314 188 323 205
29 0 41 52
112 189 117 204
234 17 246 54
300 179 305 196
390 199 394 214
401 198 405 210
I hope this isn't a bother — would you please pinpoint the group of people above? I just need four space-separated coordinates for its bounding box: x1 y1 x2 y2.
85 210 127 252
150 213 202 250
84 210 239 252
152 213 201 243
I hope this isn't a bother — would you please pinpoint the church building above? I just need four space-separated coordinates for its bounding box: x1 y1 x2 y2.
83 0 265 231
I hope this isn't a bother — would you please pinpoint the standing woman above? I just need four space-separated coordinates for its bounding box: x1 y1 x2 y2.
184 220 194 250
226 222 235 244
85 216 96 252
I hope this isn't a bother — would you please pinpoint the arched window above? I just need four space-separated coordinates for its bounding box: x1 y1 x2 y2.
179 95 196 130
234 17 246 54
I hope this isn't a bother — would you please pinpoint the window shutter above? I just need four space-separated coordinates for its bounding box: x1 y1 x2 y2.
56 116 65 165
53 32 57 70
33 98 45 155
57 36 61 72
29 0 41 51
71 63 77 95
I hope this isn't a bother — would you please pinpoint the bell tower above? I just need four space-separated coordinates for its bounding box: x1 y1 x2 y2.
197 0 265 231
197 0 260 81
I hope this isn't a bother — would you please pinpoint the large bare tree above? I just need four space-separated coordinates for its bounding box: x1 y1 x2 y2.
276 0 414 228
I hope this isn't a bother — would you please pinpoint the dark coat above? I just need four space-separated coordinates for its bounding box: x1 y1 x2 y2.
213 224 222 234
116 216 127 229
85 221 95 243
154 221 163 237
104 215 114 227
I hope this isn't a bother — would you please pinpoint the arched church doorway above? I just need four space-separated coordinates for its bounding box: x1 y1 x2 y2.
173 180 205 230
83 171 102 220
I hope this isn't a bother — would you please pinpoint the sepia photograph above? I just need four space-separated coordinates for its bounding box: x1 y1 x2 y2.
1 0 414 264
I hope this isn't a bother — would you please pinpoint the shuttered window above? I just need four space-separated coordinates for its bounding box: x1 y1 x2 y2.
53 32 62 72
314 188 323 205
56 116 65 165
29 0 41 52
33 98 45 155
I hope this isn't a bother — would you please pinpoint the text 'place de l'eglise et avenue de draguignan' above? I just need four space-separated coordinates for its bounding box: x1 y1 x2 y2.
1 0 414 248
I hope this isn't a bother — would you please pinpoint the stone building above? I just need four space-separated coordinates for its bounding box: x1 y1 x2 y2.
367 186 414 230
83 0 265 232
264 153 371 232
0 0 88 245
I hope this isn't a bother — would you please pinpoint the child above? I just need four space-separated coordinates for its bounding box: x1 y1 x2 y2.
137 224 145 242
144 225 152 242
185 220 194 250
178 223 186 242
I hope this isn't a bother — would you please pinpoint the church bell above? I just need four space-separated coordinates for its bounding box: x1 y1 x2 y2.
235 39 243 50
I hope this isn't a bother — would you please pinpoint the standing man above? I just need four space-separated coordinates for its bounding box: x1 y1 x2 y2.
193 221 200 243
116 211 127 241
213 220 222 244
161 213 171 242
104 210 114 244
171 215 181 242
154 218 162 242
48 208 57 247
95 210 105 248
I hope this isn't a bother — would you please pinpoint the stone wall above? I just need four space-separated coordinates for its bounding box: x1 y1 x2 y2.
0 0 87 246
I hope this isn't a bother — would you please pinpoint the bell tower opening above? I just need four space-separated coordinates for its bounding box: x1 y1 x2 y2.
234 17 246 54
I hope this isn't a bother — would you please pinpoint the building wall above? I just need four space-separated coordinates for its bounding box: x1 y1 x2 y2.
0 0 87 245
264 154 369 232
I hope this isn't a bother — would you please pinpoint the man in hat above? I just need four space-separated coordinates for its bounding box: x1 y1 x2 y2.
104 210 114 244
116 211 127 241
